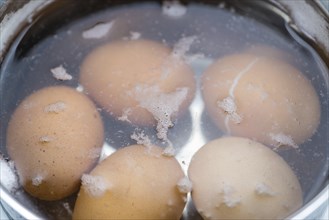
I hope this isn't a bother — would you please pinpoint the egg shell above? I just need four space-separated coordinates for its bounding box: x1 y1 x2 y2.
202 53 320 147
73 145 187 219
6 86 104 201
80 39 196 126
188 137 303 220
244 44 293 62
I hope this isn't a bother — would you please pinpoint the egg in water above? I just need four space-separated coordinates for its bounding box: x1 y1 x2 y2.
6 86 104 201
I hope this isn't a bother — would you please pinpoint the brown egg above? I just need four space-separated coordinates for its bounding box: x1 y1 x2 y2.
73 145 188 219
244 44 293 62
202 53 320 148
6 86 104 201
80 39 196 126
188 137 303 220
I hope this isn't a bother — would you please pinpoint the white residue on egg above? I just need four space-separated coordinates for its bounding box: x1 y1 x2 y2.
129 85 188 145
269 132 298 149
176 176 193 194
76 84 84 92
219 58 259 133
162 145 176 157
118 108 132 123
218 96 242 124
44 101 67 113
255 182 276 196
130 130 153 150
221 184 241 208
82 21 114 39
0 157 19 193
51 65 73 81
39 135 55 143
32 173 45 186
162 1 187 18
81 174 110 197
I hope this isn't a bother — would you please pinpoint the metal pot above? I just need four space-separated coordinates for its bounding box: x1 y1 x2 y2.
0 0 328 219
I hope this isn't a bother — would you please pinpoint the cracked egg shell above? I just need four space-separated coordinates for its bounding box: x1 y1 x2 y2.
73 145 187 220
79 39 196 126
201 53 320 148
188 137 303 220
6 86 104 201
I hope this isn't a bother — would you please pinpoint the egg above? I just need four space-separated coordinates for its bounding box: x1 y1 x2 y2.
188 137 303 220
6 86 104 201
244 44 293 62
73 145 188 219
202 53 320 148
80 39 196 126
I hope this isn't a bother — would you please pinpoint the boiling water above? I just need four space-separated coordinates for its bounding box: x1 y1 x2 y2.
0 1 328 219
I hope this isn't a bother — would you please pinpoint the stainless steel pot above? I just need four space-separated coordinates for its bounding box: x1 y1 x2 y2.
0 0 328 219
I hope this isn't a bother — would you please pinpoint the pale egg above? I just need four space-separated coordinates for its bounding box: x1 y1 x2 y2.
188 137 303 219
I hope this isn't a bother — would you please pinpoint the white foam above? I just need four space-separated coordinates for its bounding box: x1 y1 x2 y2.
130 130 152 150
81 174 110 197
162 145 176 157
82 21 114 39
39 136 55 143
44 101 67 113
218 96 242 124
130 85 188 144
222 184 241 208
172 36 197 59
176 177 192 194
162 1 187 18
76 84 84 92
32 174 44 186
270 133 298 149
255 182 276 196
161 36 197 80
0 158 19 193
51 65 72 81
118 108 132 123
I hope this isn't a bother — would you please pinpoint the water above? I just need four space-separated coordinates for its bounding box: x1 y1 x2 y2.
0 1 328 219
